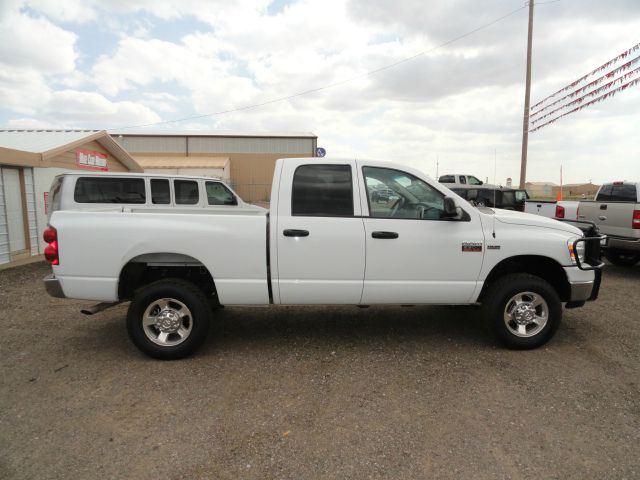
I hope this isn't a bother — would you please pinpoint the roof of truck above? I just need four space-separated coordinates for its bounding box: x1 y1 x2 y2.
57 171 225 181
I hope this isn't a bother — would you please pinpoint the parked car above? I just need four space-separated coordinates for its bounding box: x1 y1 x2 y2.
439 174 498 189
453 187 529 211
46 172 262 220
578 181 640 266
43 157 603 359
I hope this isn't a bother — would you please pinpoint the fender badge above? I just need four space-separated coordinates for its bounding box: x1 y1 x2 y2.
487 245 501 250
462 242 482 252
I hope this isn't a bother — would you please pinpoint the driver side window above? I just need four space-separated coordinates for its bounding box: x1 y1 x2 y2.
363 166 445 220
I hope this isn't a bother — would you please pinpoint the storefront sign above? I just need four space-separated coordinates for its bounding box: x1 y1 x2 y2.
76 149 108 171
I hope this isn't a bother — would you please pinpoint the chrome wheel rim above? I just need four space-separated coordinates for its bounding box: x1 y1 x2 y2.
142 298 193 346
503 291 548 338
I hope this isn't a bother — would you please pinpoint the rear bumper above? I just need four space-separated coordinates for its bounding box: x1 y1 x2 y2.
44 274 65 298
607 236 640 252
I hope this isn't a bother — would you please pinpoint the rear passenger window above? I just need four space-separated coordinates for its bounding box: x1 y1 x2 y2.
150 179 170 204
459 176 466 184
439 175 455 183
206 182 236 205
74 177 145 204
292 164 353 216
174 180 199 205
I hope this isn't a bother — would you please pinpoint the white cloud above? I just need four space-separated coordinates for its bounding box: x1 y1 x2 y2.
0 6 77 73
44 90 161 126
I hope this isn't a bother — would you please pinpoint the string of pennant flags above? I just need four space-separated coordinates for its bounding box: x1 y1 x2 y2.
531 42 640 110
530 65 640 126
529 77 640 133
530 56 640 118
529 42 640 133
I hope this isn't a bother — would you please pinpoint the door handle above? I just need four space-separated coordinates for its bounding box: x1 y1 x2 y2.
599 204 607 210
371 231 399 239
283 229 309 237
598 215 607 221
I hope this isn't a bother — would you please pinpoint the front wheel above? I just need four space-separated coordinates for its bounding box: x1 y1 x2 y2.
605 249 640 266
127 279 212 359
482 273 562 349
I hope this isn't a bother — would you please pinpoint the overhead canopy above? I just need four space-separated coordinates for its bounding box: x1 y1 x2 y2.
133 155 229 169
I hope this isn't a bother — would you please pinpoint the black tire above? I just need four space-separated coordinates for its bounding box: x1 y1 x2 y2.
604 249 640 266
126 278 212 360
482 273 562 349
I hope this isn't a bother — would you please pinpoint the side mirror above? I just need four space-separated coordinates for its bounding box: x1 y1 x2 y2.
478 180 484 185
441 196 458 218
224 196 238 205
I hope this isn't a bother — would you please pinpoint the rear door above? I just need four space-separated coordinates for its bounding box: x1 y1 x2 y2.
275 159 366 304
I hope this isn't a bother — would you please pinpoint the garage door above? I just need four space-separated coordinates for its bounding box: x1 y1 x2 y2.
1 167 27 258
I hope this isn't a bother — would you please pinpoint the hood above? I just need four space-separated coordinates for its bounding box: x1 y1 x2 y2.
486 208 583 236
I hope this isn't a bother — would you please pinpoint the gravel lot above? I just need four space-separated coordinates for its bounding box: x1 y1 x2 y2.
1 261 639 479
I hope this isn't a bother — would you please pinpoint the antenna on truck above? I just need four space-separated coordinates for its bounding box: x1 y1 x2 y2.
492 148 497 238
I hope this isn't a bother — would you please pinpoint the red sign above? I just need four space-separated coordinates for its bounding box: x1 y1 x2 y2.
76 149 108 171
43 192 49 214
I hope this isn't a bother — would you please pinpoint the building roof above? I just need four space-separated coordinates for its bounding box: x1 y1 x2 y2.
526 181 558 186
109 130 317 138
133 155 229 169
0 129 100 152
0 130 142 172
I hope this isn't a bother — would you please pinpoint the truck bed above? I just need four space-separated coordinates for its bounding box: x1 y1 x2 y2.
50 208 270 304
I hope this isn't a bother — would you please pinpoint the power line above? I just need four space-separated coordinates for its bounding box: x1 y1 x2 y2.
115 4 528 130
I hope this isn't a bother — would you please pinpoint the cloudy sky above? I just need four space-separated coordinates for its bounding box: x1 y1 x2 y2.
0 0 639 184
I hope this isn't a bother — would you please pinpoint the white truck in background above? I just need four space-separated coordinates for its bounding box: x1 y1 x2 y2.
43 158 604 359
525 200 580 221
577 181 640 266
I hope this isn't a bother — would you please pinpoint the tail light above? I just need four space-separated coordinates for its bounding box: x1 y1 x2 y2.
43 226 59 265
555 205 565 219
633 210 640 230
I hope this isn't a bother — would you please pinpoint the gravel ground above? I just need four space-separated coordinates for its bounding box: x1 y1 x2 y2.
1 261 639 480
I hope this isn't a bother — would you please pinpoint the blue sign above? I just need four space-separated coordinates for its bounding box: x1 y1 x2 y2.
316 147 326 157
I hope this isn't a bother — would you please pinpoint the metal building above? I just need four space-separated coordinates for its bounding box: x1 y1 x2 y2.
111 131 318 205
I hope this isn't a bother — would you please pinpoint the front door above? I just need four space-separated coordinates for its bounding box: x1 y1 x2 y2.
275 160 365 304
358 164 485 304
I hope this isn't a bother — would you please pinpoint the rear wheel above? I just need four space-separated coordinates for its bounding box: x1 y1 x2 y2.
127 279 212 359
605 249 640 266
482 273 562 349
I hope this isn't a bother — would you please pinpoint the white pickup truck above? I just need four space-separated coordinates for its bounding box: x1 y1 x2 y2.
578 181 640 266
43 158 604 359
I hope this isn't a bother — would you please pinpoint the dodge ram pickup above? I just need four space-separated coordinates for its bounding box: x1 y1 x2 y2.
43 158 604 359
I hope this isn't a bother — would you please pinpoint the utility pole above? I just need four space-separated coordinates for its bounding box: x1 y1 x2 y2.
519 0 534 189
436 157 439 178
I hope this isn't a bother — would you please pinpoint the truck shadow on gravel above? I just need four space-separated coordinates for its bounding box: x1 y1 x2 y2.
201 305 492 354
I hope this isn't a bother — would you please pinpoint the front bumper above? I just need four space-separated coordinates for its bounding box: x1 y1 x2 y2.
569 268 602 302
44 274 65 298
